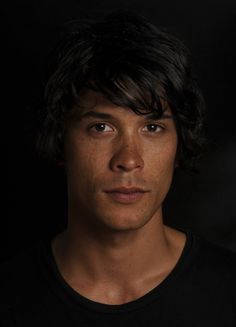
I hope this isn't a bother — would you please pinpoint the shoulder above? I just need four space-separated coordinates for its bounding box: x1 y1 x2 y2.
187 233 236 290
193 234 236 269
0 243 39 278
0 240 52 325
0 241 46 303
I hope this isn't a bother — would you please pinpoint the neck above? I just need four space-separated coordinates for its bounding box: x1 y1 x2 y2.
52 209 185 292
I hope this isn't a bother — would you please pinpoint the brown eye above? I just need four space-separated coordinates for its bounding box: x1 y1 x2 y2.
143 124 163 133
90 123 113 132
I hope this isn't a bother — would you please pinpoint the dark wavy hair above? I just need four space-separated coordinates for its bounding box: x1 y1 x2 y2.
36 11 206 171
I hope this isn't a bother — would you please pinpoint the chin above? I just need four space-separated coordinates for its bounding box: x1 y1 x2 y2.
97 210 152 232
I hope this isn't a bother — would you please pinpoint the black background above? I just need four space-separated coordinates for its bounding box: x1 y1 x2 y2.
2 0 236 260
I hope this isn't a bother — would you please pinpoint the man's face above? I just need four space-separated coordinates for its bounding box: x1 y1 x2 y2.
64 91 178 232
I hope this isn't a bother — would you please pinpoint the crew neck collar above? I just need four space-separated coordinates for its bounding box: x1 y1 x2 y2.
40 228 193 314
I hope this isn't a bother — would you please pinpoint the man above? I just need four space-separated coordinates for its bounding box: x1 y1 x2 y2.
1 11 236 326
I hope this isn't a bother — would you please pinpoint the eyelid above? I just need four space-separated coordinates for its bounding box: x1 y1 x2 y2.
144 120 165 127
142 123 164 132
89 122 114 132
87 120 166 133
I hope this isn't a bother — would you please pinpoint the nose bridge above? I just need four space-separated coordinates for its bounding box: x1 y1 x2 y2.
109 132 144 172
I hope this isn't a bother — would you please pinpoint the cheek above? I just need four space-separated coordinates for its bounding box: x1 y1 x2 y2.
65 138 110 189
161 141 177 171
148 135 177 166
146 138 177 183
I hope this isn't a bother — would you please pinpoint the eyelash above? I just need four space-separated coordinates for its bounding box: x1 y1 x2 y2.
90 123 113 132
142 124 164 133
89 123 164 133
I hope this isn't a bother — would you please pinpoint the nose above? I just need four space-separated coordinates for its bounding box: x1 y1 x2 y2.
109 139 144 172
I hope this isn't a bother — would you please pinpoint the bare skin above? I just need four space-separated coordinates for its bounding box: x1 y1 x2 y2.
52 91 186 305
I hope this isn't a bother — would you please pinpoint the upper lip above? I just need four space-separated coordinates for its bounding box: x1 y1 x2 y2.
105 187 148 194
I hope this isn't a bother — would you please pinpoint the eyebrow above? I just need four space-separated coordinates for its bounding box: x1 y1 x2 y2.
77 110 173 121
143 112 173 120
78 111 115 120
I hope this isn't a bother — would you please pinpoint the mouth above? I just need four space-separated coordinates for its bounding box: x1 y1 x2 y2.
104 187 149 204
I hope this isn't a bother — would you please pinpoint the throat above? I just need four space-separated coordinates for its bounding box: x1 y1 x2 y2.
51 226 187 305
64 269 172 305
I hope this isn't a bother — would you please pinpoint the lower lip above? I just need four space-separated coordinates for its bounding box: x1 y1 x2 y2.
105 191 146 204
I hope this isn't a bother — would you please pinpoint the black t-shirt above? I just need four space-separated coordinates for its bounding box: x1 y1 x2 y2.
0 230 236 326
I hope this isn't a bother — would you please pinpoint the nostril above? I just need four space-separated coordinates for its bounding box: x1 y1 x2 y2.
110 154 144 172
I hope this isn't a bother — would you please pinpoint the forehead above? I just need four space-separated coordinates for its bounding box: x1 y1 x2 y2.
72 89 172 118
77 90 121 112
